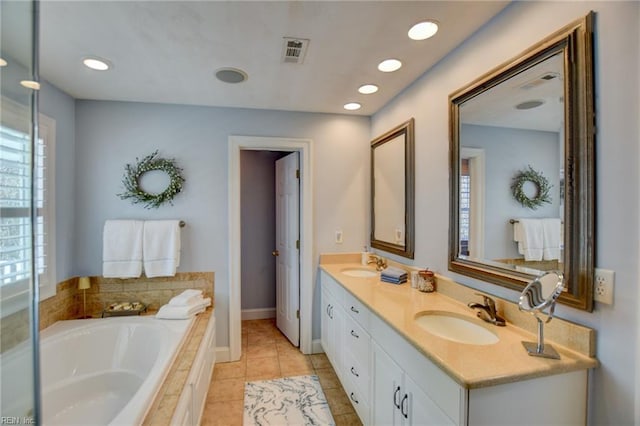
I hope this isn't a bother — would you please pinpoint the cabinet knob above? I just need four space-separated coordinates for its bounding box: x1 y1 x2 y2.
350 330 359 338
272 250 279 256
350 306 359 314
350 366 359 377
350 392 359 404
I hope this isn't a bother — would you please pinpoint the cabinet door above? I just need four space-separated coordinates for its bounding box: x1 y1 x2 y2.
403 374 454 426
373 343 403 426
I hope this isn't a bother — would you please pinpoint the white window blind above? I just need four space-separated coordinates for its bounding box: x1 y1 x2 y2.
0 99 55 310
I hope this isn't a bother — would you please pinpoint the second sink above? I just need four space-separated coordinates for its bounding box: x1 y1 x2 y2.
414 311 499 345
341 268 378 278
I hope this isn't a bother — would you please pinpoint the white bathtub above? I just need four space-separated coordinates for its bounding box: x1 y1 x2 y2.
40 316 193 426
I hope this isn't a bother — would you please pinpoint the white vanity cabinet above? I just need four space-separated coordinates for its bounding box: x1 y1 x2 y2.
373 342 454 426
320 270 589 426
320 276 344 375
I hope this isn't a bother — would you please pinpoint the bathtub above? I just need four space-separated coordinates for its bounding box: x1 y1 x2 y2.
40 316 193 426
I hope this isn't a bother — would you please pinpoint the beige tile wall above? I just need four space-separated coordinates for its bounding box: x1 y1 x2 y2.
0 272 214 354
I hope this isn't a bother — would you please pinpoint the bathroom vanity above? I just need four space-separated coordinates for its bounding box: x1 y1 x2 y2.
320 254 597 425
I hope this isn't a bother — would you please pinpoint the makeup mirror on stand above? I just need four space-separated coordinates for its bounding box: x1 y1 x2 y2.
518 271 564 359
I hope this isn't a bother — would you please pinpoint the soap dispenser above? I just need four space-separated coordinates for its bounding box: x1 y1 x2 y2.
361 246 369 266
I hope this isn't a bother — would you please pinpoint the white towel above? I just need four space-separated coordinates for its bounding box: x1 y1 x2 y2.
143 220 181 278
169 289 203 306
514 219 543 261
542 218 562 260
102 220 144 278
156 297 211 319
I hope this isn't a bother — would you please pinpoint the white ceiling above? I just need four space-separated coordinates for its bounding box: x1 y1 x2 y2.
37 1 510 116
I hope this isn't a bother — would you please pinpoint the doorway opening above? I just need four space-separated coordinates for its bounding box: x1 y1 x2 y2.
229 136 313 362
240 150 300 347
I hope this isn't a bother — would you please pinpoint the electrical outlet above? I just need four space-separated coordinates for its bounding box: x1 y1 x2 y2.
335 229 343 244
594 268 614 305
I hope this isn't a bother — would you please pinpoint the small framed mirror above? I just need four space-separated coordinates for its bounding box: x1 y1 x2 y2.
371 118 415 259
449 13 595 311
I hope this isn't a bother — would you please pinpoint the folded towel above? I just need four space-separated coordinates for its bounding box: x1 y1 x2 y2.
513 219 543 261
542 218 562 261
102 220 144 278
156 297 211 320
381 276 407 285
381 266 408 280
169 289 204 306
143 220 181 278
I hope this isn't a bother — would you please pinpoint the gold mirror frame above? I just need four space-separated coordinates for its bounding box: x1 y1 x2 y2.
371 118 415 259
448 13 595 311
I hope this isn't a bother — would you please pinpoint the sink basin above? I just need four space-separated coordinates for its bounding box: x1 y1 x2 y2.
414 311 499 345
341 268 378 278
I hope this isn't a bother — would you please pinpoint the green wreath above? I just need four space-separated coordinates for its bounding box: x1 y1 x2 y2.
118 150 185 209
511 165 552 209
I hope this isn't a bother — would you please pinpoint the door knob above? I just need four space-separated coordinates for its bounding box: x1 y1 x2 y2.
272 250 279 256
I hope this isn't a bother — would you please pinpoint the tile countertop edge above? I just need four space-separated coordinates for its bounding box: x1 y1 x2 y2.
319 259 598 390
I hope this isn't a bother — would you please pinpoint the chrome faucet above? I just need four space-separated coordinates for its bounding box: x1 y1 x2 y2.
468 294 506 326
367 254 387 271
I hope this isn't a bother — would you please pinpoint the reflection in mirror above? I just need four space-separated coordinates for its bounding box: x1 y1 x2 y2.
371 118 414 259
459 51 564 274
449 13 594 311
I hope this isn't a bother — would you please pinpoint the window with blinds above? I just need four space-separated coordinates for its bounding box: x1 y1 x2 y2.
0 101 55 307
459 159 470 256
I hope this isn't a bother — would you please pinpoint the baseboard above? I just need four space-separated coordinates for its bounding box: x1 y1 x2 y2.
216 346 230 363
311 339 325 354
241 308 276 321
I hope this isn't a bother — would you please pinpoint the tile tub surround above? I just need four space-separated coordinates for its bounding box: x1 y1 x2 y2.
143 308 212 426
79 272 214 318
319 254 598 389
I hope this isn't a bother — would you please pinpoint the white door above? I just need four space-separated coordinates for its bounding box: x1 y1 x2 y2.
275 152 300 346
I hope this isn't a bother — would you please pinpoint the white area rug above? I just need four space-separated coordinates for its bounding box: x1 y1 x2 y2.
243 375 335 425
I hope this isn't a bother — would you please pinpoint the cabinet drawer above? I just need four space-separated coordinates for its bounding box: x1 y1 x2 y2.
344 350 371 399
342 373 371 425
344 290 370 328
343 315 370 368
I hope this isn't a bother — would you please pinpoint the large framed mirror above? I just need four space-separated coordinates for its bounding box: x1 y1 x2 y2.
371 118 415 259
449 13 594 311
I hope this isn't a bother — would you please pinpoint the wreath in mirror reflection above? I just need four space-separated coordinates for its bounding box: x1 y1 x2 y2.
118 150 185 209
511 165 552 210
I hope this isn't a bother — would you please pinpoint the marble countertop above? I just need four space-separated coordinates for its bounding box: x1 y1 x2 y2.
320 256 598 389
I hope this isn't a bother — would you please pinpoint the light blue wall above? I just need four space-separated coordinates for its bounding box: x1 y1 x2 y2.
372 2 639 424
461 124 560 260
74 100 371 346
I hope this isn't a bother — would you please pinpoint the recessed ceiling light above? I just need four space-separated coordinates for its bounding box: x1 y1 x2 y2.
0 58 7 67
515 100 545 110
378 59 402 73
408 20 439 40
215 67 248 84
344 102 362 111
83 57 111 71
358 84 379 95
20 80 40 90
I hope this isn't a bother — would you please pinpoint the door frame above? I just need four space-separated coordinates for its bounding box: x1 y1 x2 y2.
229 136 313 360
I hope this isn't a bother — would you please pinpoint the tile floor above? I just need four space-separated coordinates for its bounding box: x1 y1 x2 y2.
201 318 362 426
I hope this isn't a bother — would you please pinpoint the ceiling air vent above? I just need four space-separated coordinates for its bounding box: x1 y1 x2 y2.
518 72 561 90
282 37 309 64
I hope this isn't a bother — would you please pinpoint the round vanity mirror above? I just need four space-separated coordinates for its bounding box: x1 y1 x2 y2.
518 271 564 359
